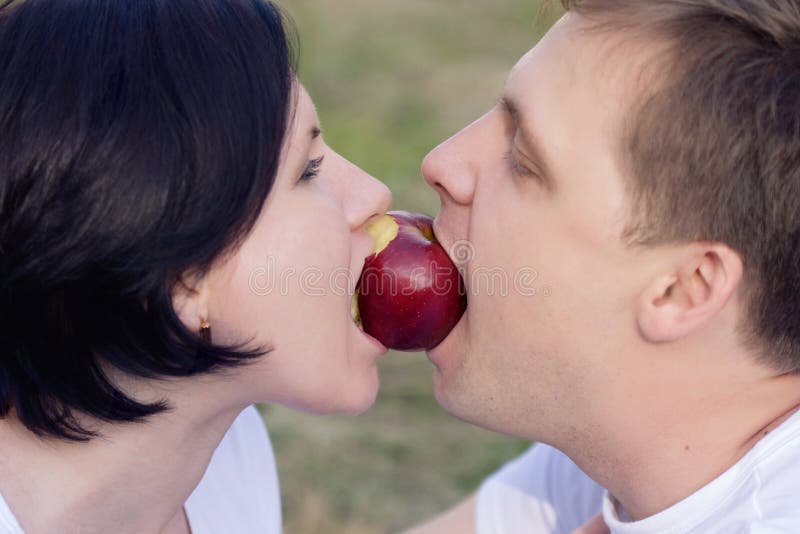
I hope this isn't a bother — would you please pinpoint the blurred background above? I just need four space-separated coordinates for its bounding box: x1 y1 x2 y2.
261 1 562 532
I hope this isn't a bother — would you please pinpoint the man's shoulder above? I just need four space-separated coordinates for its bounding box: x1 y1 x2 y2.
750 423 800 517
729 410 800 515
476 444 605 534
481 443 601 493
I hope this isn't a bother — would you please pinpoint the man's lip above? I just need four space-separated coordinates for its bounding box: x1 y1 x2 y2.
432 218 450 254
433 216 470 288
432 217 443 240
426 340 450 370
426 337 444 366
425 310 465 365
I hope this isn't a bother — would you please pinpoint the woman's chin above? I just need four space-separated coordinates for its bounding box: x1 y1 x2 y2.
290 366 381 416
331 368 381 415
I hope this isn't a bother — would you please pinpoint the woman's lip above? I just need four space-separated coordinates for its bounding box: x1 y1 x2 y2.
362 328 388 354
350 254 387 356
348 304 388 355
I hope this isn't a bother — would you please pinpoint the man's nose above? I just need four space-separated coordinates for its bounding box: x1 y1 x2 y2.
421 121 484 207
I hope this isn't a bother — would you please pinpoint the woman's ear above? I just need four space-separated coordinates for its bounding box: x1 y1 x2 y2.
171 268 212 333
636 243 743 343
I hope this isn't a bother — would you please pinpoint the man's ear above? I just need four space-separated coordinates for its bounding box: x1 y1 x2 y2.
171 267 211 332
636 243 743 343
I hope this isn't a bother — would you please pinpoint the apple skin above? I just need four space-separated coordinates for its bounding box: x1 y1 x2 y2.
356 211 467 351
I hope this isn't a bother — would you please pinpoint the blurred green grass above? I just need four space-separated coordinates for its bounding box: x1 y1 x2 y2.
261 1 561 532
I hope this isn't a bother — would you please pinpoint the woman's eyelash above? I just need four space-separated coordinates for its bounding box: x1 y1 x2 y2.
299 156 324 182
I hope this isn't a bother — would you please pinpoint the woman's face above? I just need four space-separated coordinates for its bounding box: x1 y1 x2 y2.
200 85 392 414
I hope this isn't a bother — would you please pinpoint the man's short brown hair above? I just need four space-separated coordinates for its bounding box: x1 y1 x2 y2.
561 0 800 372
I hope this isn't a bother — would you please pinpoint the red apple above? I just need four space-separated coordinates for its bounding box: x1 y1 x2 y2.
352 211 467 351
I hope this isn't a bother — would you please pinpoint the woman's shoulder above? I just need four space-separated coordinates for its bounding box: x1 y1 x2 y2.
224 405 273 453
184 405 282 534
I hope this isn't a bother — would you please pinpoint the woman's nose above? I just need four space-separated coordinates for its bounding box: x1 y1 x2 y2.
344 159 393 230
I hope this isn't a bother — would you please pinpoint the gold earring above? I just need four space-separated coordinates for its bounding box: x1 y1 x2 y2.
199 318 211 343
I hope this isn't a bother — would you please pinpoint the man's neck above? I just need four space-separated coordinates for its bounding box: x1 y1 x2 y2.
0 376 246 534
565 369 800 521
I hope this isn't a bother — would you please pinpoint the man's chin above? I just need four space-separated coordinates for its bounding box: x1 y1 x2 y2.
432 369 535 438
426 318 509 430
431 369 487 427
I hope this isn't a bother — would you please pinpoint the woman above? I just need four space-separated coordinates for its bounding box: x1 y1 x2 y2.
0 0 391 532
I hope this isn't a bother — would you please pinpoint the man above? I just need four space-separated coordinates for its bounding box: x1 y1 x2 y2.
410 1 800 532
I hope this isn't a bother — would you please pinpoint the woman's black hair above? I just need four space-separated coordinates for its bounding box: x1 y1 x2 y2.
0 0 296 440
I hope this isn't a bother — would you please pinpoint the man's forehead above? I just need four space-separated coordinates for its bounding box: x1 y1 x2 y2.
499 11 655 233
503 13 660 135
502 15 581 108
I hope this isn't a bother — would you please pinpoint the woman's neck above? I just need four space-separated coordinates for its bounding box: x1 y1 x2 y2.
0 374 247 534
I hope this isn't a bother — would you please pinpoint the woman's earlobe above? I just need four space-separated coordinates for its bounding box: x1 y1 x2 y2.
171 270 212 336
199 318 212 343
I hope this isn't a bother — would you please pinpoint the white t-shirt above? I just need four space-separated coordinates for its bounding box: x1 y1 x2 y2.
476 408 800 534
0 405 282 534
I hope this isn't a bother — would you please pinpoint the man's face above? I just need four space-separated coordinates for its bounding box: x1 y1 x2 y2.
423 14 656 443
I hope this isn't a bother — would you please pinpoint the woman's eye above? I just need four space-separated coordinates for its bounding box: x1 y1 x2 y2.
299 156 324 182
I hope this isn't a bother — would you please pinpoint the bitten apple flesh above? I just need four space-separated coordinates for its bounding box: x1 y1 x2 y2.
353 211 467 351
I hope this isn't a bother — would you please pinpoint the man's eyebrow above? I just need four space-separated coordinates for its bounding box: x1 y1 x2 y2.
499 95 555 191
500 96 523 129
